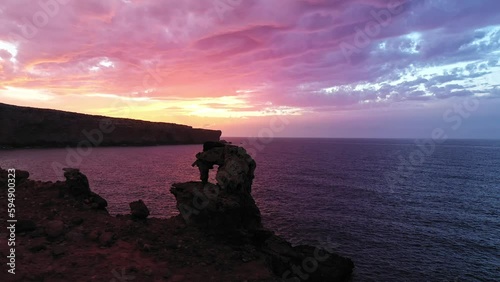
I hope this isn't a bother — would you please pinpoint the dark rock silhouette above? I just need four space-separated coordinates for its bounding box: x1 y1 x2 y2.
191 159 213 184
129 200 150 219
170 144 354 281
0 167 279 281
0 163 353 281
0 102 221 148
63 168 91 197
203 140 227 151
172 143 261 231
60 168 108 210
190 143 256 193
171 182 263 232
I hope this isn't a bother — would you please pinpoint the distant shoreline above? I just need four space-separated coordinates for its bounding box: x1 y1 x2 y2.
0 142 209 150
0 102 221 149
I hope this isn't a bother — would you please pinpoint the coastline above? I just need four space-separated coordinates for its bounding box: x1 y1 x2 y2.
0 164 354 281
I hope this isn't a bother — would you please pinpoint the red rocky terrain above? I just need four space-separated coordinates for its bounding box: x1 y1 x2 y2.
0 143 354 281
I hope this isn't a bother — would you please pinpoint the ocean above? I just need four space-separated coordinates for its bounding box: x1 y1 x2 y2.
1 138 499 281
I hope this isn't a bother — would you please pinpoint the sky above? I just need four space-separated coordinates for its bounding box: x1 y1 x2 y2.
0 0 499 138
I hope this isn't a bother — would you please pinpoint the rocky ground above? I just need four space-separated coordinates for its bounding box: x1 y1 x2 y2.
0 145 354 282
0 168 277 281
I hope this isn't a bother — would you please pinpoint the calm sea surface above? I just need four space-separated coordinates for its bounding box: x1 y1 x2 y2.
1 138 499 281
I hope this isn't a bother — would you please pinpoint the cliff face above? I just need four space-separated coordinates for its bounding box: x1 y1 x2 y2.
0 103 221 148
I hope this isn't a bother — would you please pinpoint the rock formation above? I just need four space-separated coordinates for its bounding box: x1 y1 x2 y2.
0 102 221 148
129 200 150 219
171 182 263 232
0 166 280 281
0 160 354 281
61 168 108 210
172 143 261 231
170 143 354 281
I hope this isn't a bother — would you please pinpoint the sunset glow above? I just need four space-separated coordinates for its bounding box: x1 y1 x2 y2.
1 0 499 138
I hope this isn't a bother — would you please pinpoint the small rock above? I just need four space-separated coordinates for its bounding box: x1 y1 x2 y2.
45 220 64 238
129 200 150 219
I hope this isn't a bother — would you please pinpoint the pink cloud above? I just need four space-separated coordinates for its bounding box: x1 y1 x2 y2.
0 0 499 137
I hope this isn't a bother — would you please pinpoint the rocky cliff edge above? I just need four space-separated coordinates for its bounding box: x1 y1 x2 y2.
0 143 354 281
0 103 221 148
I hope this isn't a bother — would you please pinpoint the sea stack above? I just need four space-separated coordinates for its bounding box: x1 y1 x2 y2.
171 143 354 281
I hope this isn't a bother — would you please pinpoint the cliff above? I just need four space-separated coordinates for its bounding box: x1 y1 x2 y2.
0 103 221 148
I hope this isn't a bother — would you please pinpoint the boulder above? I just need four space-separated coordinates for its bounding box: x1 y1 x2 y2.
58 168 108 212
63 168 91 197
129 200 150 219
